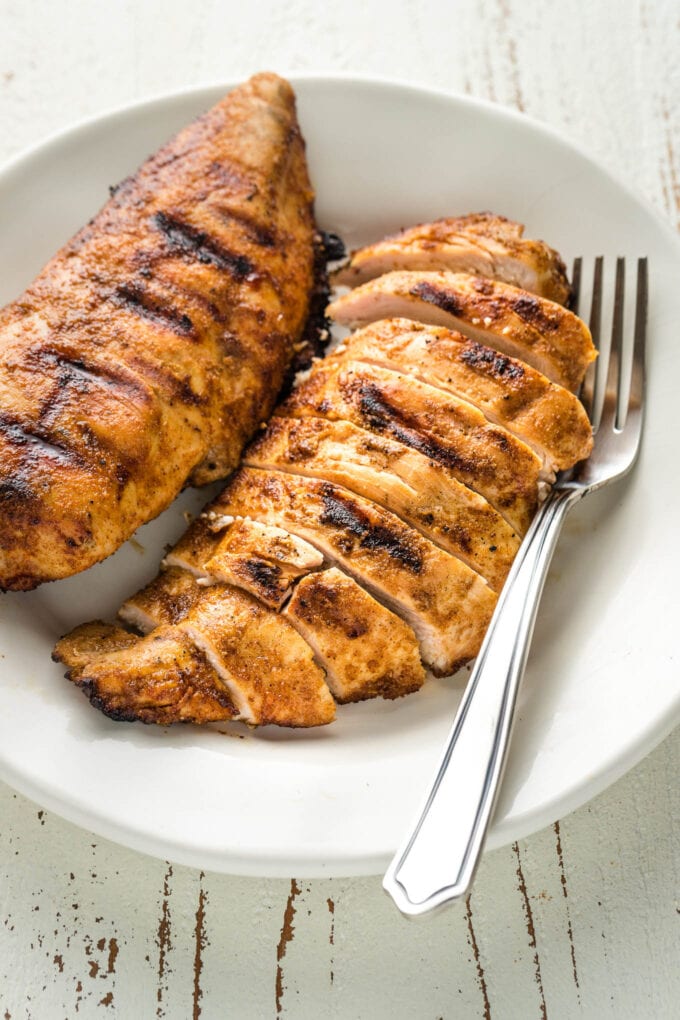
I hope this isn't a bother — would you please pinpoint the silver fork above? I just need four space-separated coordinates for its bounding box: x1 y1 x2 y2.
383 257 648 917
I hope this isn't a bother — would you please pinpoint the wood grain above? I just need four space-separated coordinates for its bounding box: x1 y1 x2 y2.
0 0 679 1017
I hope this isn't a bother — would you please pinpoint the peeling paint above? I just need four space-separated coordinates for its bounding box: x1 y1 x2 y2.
275 879 301 1014
513 842 547 1020
192 874 207 1020
156 864 173 1017
554 822 580 996
465 895 491 1020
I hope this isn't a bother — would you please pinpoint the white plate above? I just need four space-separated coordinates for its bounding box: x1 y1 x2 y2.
1 76 679 877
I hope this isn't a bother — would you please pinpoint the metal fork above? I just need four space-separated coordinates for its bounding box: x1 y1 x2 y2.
383 257 648 917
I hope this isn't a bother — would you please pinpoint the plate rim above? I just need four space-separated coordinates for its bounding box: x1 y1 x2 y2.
1 73 679 877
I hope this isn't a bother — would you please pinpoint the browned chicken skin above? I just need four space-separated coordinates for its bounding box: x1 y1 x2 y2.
0 72 317 590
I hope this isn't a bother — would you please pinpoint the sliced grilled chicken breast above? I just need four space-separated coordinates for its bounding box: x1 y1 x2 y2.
333 213 572 304
0 72 317 590
284 568 425 702
280 360 543 534
214 468 497 676
332 319 593 472
246 416 518 591
328 271 595 391
55 625 238 725
201 516 324 609
58 584 335 727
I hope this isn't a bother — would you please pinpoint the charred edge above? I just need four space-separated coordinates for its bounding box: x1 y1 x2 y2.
113 283 196 337
355 382 472 474
281 232 336 392
319 482 423 573
460 341 525 380
410 280 463 317
153 211 254 279
0 409 87 466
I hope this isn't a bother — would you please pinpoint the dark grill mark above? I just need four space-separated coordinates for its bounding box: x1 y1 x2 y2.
242 558 283 597
113 283 195 336
512 294 558 332
0 410 84 466
153 211 254 279
32 349 155 402
319 483 422 573
410 281 462 317
461 341 525 380
214 206 276 247
354 382 473 474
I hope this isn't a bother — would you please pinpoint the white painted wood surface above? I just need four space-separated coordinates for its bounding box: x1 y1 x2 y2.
1 1 679 1016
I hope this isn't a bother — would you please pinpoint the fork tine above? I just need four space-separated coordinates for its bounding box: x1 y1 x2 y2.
580 256 604 424
599 258 625 433
629 258 648 416
571 257 582 315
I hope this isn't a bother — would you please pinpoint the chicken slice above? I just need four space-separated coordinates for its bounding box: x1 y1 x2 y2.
53 621 140 670
175 585 335 726
200 516 324 609
245 416 518 592
333 213 572 304
328 271 595 392
212 468 497 676
119 566 205 633
280 360 543 535
55 626 238 725
284 568 425 702
331 319 593 472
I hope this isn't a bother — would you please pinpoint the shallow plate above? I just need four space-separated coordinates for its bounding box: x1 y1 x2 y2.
1 76 678 877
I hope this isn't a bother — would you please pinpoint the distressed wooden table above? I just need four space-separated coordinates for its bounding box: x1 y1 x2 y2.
1 1 679 1016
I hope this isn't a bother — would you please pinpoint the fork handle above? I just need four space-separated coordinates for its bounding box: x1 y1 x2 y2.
383 486 582 917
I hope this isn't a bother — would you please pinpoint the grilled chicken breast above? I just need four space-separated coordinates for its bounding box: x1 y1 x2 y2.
333 213 572 304
328 271 596 391
330 319 593 472
246 416 518 591
281 359 544 534
0 72 317 590
54 210 593 731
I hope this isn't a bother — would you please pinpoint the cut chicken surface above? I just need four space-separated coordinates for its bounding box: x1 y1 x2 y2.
0 72 317 590
332 319 593 471
328 271 595 391
280 360 543 534
53 621 140 671
201 516 324 609
333 213 572 304
56 625 238 725
246 416 518 591
284 568 425 702
119 566 205 633
212 468 497 676
176 585 335 726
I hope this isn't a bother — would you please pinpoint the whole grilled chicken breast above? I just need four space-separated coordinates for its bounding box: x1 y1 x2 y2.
0 72 316 590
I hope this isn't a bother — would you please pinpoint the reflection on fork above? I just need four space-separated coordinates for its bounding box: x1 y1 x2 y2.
383 257 648 917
